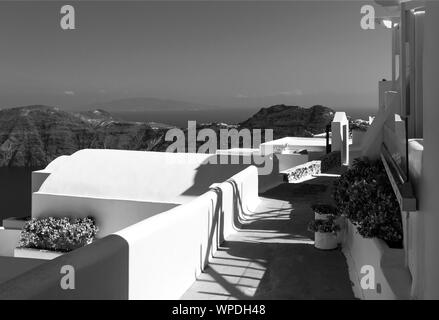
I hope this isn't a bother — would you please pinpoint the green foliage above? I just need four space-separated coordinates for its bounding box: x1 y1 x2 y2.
333 158 403 245
308 216 340 234
18 217 98 252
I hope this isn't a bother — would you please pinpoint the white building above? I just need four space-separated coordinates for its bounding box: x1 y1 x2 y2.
0 0 438 300
356 0 438 299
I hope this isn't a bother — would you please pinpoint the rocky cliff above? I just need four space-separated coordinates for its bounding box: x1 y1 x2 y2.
0 106 169 167
239 104 334 139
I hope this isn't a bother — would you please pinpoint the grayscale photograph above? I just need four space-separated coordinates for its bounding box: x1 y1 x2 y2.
0 0 437 306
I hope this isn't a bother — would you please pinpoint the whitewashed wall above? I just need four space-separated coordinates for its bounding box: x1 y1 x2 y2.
115 166 259 300
416 1 439 299
0 229 21 257
32 194 178 238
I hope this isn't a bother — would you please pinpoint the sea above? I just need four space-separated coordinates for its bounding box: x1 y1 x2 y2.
111 108 253 128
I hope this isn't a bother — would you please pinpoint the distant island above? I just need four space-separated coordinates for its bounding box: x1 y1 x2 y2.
0 104 339 167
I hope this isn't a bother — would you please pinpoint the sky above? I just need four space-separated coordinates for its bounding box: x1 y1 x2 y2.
0 0 392 116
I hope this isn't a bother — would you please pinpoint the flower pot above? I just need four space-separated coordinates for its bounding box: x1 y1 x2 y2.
14 247 64 260
314 231 338 250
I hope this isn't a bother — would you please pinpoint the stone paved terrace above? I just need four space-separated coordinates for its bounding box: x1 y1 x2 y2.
182 172 355 300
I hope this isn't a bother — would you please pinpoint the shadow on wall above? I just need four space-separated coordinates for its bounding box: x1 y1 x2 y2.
196 176 255 277
190 178 286 299
184 177 355 300
182 154 281 198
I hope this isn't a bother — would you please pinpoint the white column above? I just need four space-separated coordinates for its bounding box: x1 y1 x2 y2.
331 112 349 165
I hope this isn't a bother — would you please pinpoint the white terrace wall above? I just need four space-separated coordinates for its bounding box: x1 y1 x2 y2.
32 150 269 237
115 166 259 300
331 112 349 165
32 196 178 238
342 221 410 300
34 150 270 205
0 229 21 257
416 1 439 299
32 155 71 193
34 150 215 204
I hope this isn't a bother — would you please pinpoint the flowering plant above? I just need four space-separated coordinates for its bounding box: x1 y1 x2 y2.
285 161 321 182
308 217 340 234
18 217 98 252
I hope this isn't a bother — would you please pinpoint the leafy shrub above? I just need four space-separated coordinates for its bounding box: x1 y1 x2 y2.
311 204 337 216
308 216 340 234
18 217 98 252
333 158 403 246
320 151 341 172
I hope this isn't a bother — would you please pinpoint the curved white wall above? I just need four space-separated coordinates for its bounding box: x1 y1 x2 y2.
33 150 267 238
115 166 260 300
37 150 215 204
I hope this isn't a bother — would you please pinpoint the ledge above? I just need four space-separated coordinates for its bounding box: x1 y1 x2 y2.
380 145 417 211
342 220 411 300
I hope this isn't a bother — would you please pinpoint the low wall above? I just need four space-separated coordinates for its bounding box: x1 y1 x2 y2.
0 235 129 300
405 139 423 297
32 194 178 238
115 165 260 300
283 161 321 183
0 229 21 257
275 153 309 172
342 220 410 300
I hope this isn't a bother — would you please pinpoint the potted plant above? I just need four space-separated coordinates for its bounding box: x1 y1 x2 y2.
311 204 337 220
308 217 340 250
311 203 344 243
14 216 98 260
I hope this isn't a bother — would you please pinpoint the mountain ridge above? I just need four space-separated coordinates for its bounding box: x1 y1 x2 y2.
0 104 335 167
0 105 170 167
